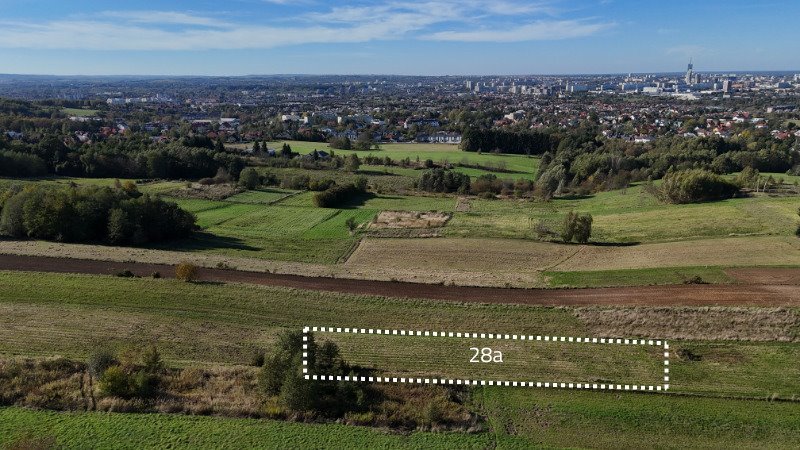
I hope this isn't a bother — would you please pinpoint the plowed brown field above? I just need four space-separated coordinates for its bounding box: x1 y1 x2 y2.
1 254 799 307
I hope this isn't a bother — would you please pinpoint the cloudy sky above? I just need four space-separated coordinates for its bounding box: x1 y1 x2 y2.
0 0 798 75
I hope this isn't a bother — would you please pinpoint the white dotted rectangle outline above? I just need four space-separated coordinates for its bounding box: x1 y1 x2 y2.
302 326 669 392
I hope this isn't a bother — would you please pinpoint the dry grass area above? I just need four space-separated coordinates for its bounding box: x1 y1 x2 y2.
370 211 451 229
552 236 800 272
169 183 242 201
573 307 800 342
346 236 800 281
345 238 575 286
0 239 329 277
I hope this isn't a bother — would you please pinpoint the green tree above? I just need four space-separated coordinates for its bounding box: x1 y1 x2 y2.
238 167 260 190
345 154 361 172
281 143 292 158
107 208 132 244
562 211 593 244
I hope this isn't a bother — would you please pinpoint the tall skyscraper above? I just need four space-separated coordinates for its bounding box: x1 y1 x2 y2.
685 59 694 85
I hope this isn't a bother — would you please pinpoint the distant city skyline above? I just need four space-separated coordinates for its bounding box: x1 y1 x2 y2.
0 0 798 76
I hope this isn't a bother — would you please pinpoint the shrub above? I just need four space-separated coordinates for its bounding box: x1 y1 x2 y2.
562 211 593 244
87 349 117 377
313 183 366 208
175 262 199 282
417 169 470 194
659 169 739 203
98 366 131 398
238 167 261 190
345 217 357 232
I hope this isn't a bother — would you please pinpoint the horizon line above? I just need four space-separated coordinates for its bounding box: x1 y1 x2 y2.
1 70 799 79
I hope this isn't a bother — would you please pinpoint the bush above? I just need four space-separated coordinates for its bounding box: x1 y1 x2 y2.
562 211 592 244
87 349 117 377
238 167 261 190
659 169 739 204
313 183 366 208
417 169 470 194
98 366 131 398
175 262 199 282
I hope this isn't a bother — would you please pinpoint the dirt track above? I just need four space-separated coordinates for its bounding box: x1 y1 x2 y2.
1 254 799 307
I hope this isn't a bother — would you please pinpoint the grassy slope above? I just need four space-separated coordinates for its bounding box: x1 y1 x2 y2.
448 185 799 243
0 272 798 399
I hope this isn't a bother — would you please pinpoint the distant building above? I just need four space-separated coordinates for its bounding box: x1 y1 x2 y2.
404 118 440 129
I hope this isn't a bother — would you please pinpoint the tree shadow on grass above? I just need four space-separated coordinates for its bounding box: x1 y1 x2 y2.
339 192 377 209
151 232 261 253
554 194 596 201
587 241 641 247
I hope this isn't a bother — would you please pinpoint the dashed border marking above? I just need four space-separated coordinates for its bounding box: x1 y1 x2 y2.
302 326 669 392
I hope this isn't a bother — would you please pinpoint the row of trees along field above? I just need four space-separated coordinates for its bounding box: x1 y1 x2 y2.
0 183 196 244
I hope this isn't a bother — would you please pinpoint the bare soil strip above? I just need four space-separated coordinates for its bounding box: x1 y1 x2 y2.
1 254 799 307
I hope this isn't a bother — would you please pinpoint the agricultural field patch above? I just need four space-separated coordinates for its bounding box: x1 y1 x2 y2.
224 188 299 204
370 211 451 229
345 236 800 285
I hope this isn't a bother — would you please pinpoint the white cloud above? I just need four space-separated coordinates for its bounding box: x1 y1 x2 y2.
425 20 615 42
0 2 613 51
99 11 223 27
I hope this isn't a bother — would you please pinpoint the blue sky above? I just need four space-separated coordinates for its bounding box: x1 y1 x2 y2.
0 0 798 75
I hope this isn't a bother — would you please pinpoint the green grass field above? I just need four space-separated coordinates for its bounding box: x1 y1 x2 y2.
224 188 299 204
61 107 100 117
264 141 540 180
0 408 489 450
4 390 800 449
447 184 799 243
164 197 376 263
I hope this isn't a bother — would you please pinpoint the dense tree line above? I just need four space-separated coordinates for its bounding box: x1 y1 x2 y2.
0 184 196 243
0 151 47 177
461 128 558 155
